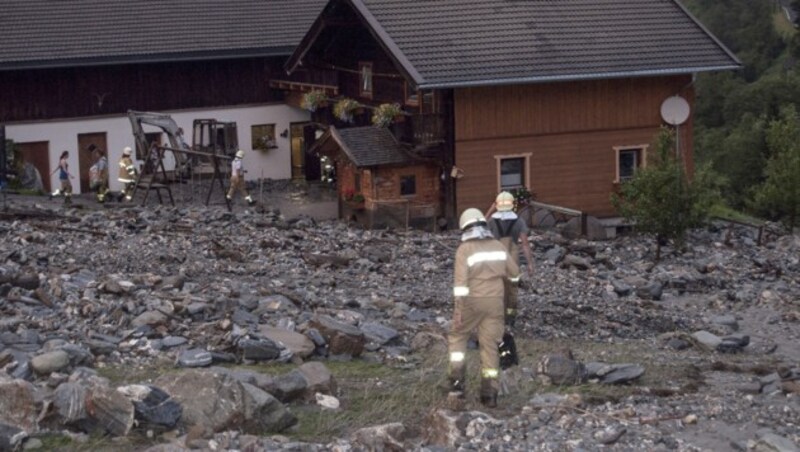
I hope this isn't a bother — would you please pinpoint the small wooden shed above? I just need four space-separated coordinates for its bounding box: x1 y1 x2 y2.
310 126 440 228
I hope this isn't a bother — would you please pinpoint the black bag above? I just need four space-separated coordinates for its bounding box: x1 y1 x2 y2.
498 332 519 369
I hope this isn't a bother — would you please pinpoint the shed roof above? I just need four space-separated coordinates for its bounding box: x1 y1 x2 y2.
0 0 326 70
291 0 741 88
314 126 414 168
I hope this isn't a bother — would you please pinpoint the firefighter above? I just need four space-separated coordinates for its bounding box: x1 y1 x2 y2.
485 191 534 327
227 150 255 205
118 146 137 201
449 208 520 408
92 149 109 203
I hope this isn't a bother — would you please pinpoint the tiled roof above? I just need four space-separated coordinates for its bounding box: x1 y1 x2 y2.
0 0 326 70
347 0 741 88
324 126 413 167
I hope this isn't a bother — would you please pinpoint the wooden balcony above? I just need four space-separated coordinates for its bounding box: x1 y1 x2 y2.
408 113 446 147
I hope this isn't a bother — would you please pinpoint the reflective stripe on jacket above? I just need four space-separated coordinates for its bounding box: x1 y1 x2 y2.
453 238 520 298
118 157 136 182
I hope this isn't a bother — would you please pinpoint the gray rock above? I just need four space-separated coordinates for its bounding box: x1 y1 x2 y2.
272 369 308 402
611 279 632 297
161 336 188 349
360 322 400 345
545 246 566 265
12 274 39 290
238 337 282 361
155 370 295 435
597 364 645 384
352 422 406 451
131 311 167 328
755 432 799 452
692 330 722 351
561 254 591 270
0 423 27 451
30 350 70 375
298 361 336 396
259 327 315 359
537 352 586 385
177 349 213 368
711 314 739 331
160 275 185 290
594 426 626 445
117 384 182 429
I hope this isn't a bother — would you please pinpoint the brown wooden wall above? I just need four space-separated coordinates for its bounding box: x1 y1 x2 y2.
454 75 695 217
0 56 287 123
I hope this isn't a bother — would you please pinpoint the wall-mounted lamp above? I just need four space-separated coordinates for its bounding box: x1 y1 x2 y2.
279 129 289 138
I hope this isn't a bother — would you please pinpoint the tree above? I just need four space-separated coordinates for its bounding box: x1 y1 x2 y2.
612 127 721 260
751 105 800 230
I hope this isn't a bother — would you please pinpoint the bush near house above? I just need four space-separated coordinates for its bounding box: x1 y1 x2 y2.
750 105 800 231
612 127 721 260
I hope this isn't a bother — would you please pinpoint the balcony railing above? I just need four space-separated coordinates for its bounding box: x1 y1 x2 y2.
410 113 445 146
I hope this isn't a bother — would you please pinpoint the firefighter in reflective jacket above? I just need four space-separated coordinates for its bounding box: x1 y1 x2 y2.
227 150 255 205
449 208 520 408
486 191 535 327
118 146 137 201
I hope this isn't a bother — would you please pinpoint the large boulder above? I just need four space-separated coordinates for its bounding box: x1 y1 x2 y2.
51 381 135 437
0 377 37 433
155 370 295 436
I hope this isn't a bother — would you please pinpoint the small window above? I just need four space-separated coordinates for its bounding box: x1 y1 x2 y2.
359 62 373 98
252 124 277 151
500 157 525 190
400 175 416 196
615 146 646 182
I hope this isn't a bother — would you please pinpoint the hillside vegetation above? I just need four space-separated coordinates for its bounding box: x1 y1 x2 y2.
685 0 800 227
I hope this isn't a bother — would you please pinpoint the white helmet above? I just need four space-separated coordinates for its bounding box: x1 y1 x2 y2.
495 191 515 212
235 150 245 159
459 208 486 230
122 146 132 156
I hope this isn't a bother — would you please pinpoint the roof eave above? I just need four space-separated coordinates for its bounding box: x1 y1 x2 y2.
347 0 425 86
418 65 743 90
0 46 295 72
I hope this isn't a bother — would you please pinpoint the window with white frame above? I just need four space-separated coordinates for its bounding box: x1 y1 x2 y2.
495 154 531 192
359 62 373 98
614 145 647 182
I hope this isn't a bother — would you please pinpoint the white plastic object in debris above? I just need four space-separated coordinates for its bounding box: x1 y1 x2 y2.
315 392 340 410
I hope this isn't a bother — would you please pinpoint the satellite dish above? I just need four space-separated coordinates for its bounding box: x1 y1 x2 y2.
660 96 690 126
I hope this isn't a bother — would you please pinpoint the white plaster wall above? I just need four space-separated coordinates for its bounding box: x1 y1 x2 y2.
6 103 309 193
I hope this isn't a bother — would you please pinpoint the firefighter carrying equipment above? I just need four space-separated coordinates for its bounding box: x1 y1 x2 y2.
448 212 520 406
495 191 515 212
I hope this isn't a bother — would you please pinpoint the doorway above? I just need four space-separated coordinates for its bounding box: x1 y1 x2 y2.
16 141 50 192
77 132 107 193
290 122 309 180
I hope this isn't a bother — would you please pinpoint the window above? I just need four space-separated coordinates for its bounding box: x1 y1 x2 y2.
400 175 416 196
359 62 373 98
355 172 362 192
252 124 277 151
495 153 531 193
614 145 647 182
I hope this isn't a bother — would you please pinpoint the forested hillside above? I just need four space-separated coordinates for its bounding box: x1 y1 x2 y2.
685 0 800 222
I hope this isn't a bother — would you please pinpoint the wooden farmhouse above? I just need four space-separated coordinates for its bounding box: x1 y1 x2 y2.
280 0 742 227
0 0 325 195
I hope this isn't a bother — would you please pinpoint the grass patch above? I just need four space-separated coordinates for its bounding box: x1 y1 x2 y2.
709 203 765 226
